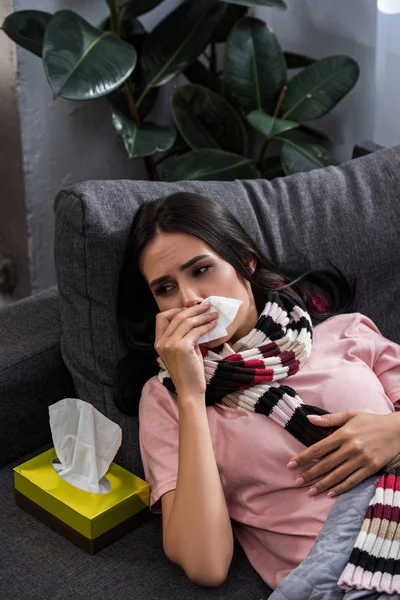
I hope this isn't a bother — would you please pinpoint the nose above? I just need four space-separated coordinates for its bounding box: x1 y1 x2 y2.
180 286 203 309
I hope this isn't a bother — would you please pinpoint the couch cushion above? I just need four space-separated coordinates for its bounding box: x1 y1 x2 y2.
0 286 76 467
54 146 400 472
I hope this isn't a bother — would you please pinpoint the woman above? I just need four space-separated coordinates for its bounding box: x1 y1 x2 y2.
114 192 400 590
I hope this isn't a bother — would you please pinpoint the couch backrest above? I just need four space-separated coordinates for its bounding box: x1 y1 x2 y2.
54 146 400 473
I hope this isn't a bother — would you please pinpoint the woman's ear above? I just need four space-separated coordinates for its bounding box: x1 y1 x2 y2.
248 255 257 274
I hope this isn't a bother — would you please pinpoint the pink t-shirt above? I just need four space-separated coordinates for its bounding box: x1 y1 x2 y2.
138 313 400 589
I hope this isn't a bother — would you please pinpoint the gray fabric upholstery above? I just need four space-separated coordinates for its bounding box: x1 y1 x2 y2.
0 286 76 467
54 145 400 475
0 445 271 600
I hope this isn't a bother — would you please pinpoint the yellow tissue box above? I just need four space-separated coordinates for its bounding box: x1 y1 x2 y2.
14 448 150 554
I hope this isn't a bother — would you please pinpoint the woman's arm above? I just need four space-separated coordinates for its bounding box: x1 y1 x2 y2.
162 392 234 587
153 304 234 587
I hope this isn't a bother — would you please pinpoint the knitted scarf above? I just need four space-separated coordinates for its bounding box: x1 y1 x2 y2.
157 292 400 595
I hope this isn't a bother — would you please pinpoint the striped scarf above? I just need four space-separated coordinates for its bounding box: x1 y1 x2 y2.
157 292 400 595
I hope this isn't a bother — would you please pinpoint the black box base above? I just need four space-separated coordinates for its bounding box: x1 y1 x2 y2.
15 489 150 554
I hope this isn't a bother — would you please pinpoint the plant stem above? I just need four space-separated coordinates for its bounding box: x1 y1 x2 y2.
136 86 149 111
108 0 120 35
144 155 159 181
123 81 159 181
123 81 140 123
273 84 288 119
257 138 270 170
154 150 175 167
257 85 288 168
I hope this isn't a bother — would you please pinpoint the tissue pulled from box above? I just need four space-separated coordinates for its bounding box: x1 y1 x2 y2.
197 296 243 344
49 398 122 494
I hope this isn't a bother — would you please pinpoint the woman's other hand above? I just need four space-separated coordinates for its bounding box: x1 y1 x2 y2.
286 410 400 497
155 302 218 398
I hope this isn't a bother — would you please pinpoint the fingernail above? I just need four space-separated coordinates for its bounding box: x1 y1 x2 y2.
327 491 337 498
202 301 211 306
308 487 318 496
307 414 322 419
293 477 304 487
287 461 298 470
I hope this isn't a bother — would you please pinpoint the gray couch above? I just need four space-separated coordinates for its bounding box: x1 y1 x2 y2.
1 142 399 600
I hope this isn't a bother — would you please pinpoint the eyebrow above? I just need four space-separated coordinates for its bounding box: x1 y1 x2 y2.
149 254 210 288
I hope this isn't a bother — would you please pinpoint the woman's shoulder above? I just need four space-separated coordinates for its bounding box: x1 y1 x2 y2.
314 311 381 339
141 374 166 395
139 375 178 420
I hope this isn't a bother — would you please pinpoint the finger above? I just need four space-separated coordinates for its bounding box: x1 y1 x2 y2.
287 433 342 469
294 448 363 486
323 467 371 497
163 303 213 339
307 411 360 428
307 462 370 498
155 308 183 340
187 317 219 344
157 303 211 340
168 312 218 342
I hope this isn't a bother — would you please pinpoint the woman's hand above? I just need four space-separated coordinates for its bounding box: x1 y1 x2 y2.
287 410 400 497
155 302 218 399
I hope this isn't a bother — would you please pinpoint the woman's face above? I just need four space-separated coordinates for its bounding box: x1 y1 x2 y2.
140 232 259 347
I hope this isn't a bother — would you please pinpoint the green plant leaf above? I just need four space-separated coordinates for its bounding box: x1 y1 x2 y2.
169 133 191 156
162 149 259 180
140 0 225 92
42 10 136 100
119 14 146 47
107 78 158 121
101 14 146 51
2 10 52 57
224 17 286 114
212 4 247 43
121 0 165 20
282 55 360 122
284 51 315 69
171 84 247 155
260 155 285 180
297 124 331 143
221 0 288 9
156 132 190 165
183 59 218 91
112 110 176 157
281 141 338 174
246 110 298 138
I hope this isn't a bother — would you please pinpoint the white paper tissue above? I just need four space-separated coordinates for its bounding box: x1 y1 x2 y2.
49 398 122 494
197 296 243 344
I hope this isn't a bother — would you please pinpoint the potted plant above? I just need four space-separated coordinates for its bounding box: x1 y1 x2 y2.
2 0 359 181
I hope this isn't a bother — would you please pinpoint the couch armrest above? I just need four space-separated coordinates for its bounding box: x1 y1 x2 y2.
0 286 76 467
352 141 384 158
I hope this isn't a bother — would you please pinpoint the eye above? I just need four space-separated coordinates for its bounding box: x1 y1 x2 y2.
154 264 213 297
155 284 174 297
193 264 212 276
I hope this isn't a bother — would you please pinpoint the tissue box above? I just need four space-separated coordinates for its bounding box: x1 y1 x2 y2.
14 448 150 554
